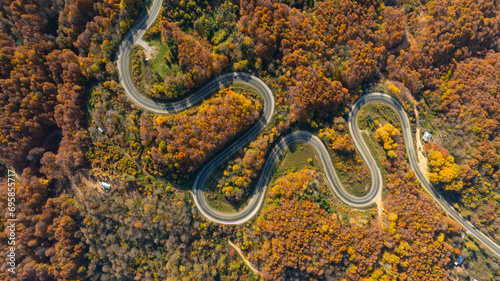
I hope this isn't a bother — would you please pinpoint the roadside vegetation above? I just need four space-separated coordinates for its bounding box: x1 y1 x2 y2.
358 102 409 199
3 0 500 279
204 142 323 213
317 118 372 197
270 143 322 184
130 41 183 100
451 235 500 280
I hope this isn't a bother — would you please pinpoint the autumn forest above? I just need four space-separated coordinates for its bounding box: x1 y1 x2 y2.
1 0 500 280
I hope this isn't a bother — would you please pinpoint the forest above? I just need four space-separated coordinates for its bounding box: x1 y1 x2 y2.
1 0 500 280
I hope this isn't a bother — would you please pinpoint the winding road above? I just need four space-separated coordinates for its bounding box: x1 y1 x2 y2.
117 0 500 258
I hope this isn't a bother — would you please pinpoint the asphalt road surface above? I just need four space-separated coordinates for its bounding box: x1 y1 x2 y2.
117 0 500 258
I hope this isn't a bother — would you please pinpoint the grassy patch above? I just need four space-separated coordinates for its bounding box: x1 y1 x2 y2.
357 102 419 200
130 38 185 100
417 100 438 133
203 137 378 214
358 103 401 131
204 186 251 213
270 143 322 184
359 102 421 159
327 148 371 198
203 142 322 213
146 39 179 78
269 142 376 217
361 131 389 200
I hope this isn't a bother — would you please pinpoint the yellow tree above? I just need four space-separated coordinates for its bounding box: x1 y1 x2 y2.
427 149 463 192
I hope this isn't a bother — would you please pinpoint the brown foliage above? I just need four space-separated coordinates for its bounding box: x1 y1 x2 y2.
255 169 351 279
288 66 348 123
162 21 228 88
149 89 261 174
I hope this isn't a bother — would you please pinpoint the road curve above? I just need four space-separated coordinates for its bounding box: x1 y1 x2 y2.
117 0 500 257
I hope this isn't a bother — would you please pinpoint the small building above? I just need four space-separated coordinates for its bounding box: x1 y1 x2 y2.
454 255 465 266
98 127 104 133
99 182 111 191
423 132 432 142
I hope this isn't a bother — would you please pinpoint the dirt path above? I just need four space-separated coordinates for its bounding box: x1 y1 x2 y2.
228 239 261 276
136 38 158 61
376 195 384 229
413 109 429 178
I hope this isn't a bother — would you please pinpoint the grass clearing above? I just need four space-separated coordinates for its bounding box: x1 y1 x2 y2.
204 185 251 213
270 142 322 185
130 38 185 100
147 39 178 78
267 142 376 216
361 131 389 200
203 142 322 213
203 137 380 213
358 103 401 131
326 147 371 198
267 143 377 223
417 100 438 133
358 102 416 200
360 102 420 159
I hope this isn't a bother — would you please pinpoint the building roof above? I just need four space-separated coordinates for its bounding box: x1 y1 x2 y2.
454 255 465 266
99 182 111 189
423 132 432 142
